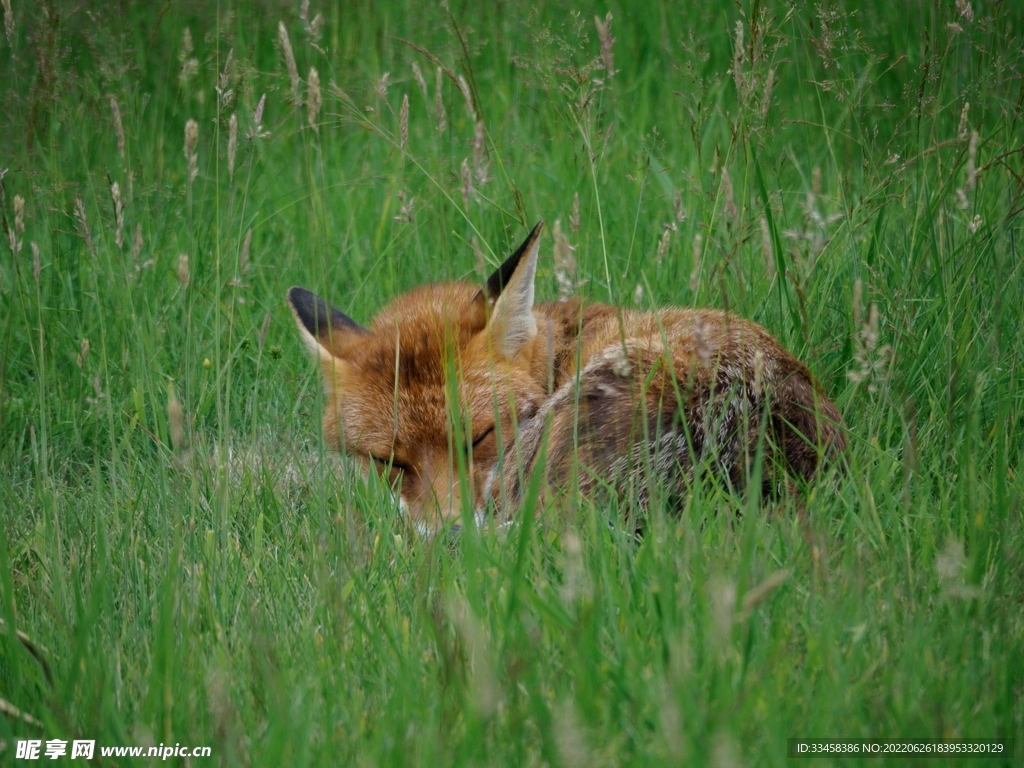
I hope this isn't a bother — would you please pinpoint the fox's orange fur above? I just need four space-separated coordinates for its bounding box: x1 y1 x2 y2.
288 222 845 529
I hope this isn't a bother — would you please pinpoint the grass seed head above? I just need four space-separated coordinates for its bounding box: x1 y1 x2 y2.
110 97 125 158
168 386 186 451
2 0 12 44
732 20 747 101
760 216 775 279
690 233 703 292
674 189 686 223
399 93 409 151
240 228 252 272
132 224 143 261
760 67 776 118
307 67 321 129
473 121 489 184
12 193 23 254
965 130 978 192
595 12 616 79
956 0 973 22
374 71 390 100
958 101 970 139
473 235 485 280
177 253 190 287
248 93 269 141
227 113 237 178
457 75 475 121
184 119 199 182
178 28 199 86
460 158 473 208
110 182 123 248
553 219 576 299
258 311 271 352
570 192 580 236
412 62 427 100
721 167 738 224
76 338 90 368
75 198 96 257
278 21 301 106
434 67 446 132
659 223 675 261
31 242 39 282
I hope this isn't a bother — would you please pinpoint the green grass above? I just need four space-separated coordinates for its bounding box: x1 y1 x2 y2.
1 0 1022 765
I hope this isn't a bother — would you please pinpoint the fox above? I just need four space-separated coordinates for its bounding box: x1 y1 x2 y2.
287 222 845 530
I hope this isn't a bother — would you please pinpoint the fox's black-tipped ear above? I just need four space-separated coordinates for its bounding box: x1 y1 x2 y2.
484 221 545 303
287 286 368 360
477 222 543 358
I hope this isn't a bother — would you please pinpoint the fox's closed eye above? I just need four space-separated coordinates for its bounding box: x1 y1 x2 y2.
370 454 409 473
472 426 495 448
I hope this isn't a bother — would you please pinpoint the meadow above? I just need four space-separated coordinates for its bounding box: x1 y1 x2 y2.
0 0 1022 765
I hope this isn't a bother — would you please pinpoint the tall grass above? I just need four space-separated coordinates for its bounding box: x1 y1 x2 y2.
1 0 1021 765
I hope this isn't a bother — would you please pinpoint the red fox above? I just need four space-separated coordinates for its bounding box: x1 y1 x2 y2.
288 222 845 530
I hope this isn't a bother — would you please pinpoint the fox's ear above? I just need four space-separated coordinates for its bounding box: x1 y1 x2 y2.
287 286 368 361
481 222 543 358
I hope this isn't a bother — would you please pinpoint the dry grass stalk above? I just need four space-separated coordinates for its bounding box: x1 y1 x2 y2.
399 93 409 151
227 113 237 178
553 219 576 300
434 67 446 132
307 67 322 129
31 242 39 282
278 21 301 106
184 119 199 183
110 97 125 158
110 181 124 248
75 198 96 257
412 62 428 100
595 12 616 79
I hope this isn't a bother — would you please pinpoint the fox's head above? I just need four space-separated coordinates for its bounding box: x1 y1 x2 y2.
288 223 547 528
